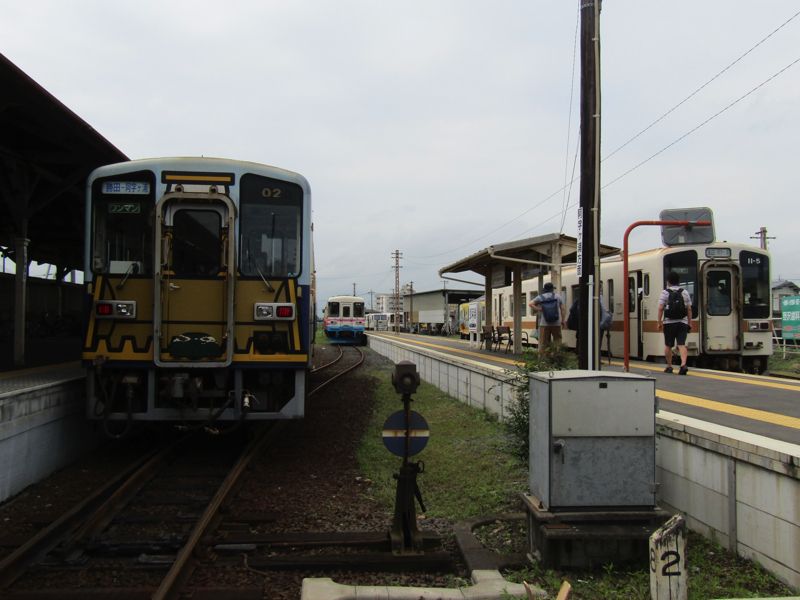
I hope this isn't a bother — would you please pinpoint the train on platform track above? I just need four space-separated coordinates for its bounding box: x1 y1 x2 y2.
491 241 772 373
322 295 366 345
82 157 315 436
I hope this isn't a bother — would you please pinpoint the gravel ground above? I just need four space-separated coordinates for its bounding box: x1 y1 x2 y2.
0 345 474 599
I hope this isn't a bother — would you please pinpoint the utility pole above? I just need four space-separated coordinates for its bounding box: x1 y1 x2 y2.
577 0 601 370
750 227 775 250
353 282 357 296
392 250 403 333
409 281 414 332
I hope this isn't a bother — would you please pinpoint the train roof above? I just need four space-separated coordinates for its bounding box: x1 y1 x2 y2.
326 295 365 303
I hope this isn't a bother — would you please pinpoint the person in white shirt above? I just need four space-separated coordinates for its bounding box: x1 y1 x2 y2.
657 271 693 375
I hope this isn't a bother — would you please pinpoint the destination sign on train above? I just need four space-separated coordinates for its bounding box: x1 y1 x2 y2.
101 181 150 195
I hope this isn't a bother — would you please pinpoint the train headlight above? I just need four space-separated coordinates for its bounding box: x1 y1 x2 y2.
95 300 137 319
254 303 295 321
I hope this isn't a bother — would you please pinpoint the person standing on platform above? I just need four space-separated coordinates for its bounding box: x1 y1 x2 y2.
657 271 693 375
530 282 566 349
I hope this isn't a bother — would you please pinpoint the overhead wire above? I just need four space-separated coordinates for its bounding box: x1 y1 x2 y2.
408 8 800 262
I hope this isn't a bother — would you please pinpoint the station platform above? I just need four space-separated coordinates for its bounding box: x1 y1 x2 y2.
0 361 85 398
367 332 800 446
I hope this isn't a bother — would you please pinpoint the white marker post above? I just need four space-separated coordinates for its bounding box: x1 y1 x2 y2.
649 514 687 600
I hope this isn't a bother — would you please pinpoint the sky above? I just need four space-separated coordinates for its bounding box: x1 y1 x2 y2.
2 1 798 307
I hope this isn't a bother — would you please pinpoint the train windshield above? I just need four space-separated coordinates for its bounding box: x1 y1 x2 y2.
91 180 154 275
741 250 770 319
327 302 340 317
354 302 365 318
239 174 303 278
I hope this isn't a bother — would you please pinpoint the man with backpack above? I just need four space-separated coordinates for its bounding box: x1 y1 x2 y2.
657 271 693 375
530 282 566 349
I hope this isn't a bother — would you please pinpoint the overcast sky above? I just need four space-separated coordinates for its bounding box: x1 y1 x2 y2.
2 1 798 306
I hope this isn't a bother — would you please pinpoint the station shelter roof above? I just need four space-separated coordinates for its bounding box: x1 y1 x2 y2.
438 232 620 281
407 288 484 308
0 53 128 272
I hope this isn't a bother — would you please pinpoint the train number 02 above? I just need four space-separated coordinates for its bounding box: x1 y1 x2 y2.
650 548 682 576
261 187 282 198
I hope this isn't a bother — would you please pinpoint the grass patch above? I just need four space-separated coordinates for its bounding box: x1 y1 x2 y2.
353 349 797 599
768 350 800 375
356 361 527 520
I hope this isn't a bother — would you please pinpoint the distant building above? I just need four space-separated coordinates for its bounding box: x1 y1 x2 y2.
772 279 800 316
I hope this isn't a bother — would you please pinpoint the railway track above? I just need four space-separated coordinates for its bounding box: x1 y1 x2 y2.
309 345 365 396
0 346 457 598
0 425 284 599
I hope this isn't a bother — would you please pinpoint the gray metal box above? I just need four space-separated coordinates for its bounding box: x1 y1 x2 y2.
529 370 656 510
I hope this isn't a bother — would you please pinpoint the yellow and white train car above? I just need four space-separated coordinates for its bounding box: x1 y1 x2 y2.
492 241 772 372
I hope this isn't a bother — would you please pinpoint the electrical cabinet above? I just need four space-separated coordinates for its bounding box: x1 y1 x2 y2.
529 370 656 510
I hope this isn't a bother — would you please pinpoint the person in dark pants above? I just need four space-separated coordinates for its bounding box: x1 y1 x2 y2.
657 271 693 375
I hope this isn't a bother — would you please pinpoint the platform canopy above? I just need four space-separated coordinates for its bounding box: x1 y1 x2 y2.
438 232 620 281
0 52 128 272
438 233 620 353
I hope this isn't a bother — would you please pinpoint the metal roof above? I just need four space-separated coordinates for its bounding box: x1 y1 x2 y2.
0 53 128 272
438 233 620 278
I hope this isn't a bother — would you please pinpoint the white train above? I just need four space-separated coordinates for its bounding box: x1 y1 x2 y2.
492 241 772 372
322 295 366 344
365 312 404 332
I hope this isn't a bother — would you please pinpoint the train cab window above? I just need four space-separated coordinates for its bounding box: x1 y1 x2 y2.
171 209 222 276
91 195 154 275
240 174 303 278
327 302 340 317
741 250 770 319
707 271 732 316
663 250 698 318
354 302 365 318
342 306 352 318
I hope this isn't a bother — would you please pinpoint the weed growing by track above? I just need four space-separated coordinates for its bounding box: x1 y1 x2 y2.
353 347 797 599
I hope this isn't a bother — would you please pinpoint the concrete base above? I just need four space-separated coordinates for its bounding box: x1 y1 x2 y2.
301 569 539 599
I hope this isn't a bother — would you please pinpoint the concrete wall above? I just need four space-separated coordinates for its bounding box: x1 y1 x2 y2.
367 335 800 591
656 412 800 590
367 334 519 420
0 372 99 503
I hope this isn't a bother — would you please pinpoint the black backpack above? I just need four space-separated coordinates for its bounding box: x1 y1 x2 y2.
566 299 579 330
664 288 687 320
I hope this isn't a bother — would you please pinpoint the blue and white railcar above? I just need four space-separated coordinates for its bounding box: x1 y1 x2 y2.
323 295 366 344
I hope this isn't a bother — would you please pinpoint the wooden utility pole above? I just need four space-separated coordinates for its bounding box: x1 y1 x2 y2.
578 0 601 370
750 227 775 250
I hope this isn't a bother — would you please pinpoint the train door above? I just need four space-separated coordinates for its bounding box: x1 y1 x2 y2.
155 193 236 366
702 264 740 352
628 271 643 358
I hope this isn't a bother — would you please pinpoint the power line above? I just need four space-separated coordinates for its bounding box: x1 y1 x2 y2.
408 10 800 262
603 56 800 190
604 8 800 163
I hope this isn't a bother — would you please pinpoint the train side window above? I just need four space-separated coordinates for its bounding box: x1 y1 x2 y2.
520 293 527 317
607 280 614 313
